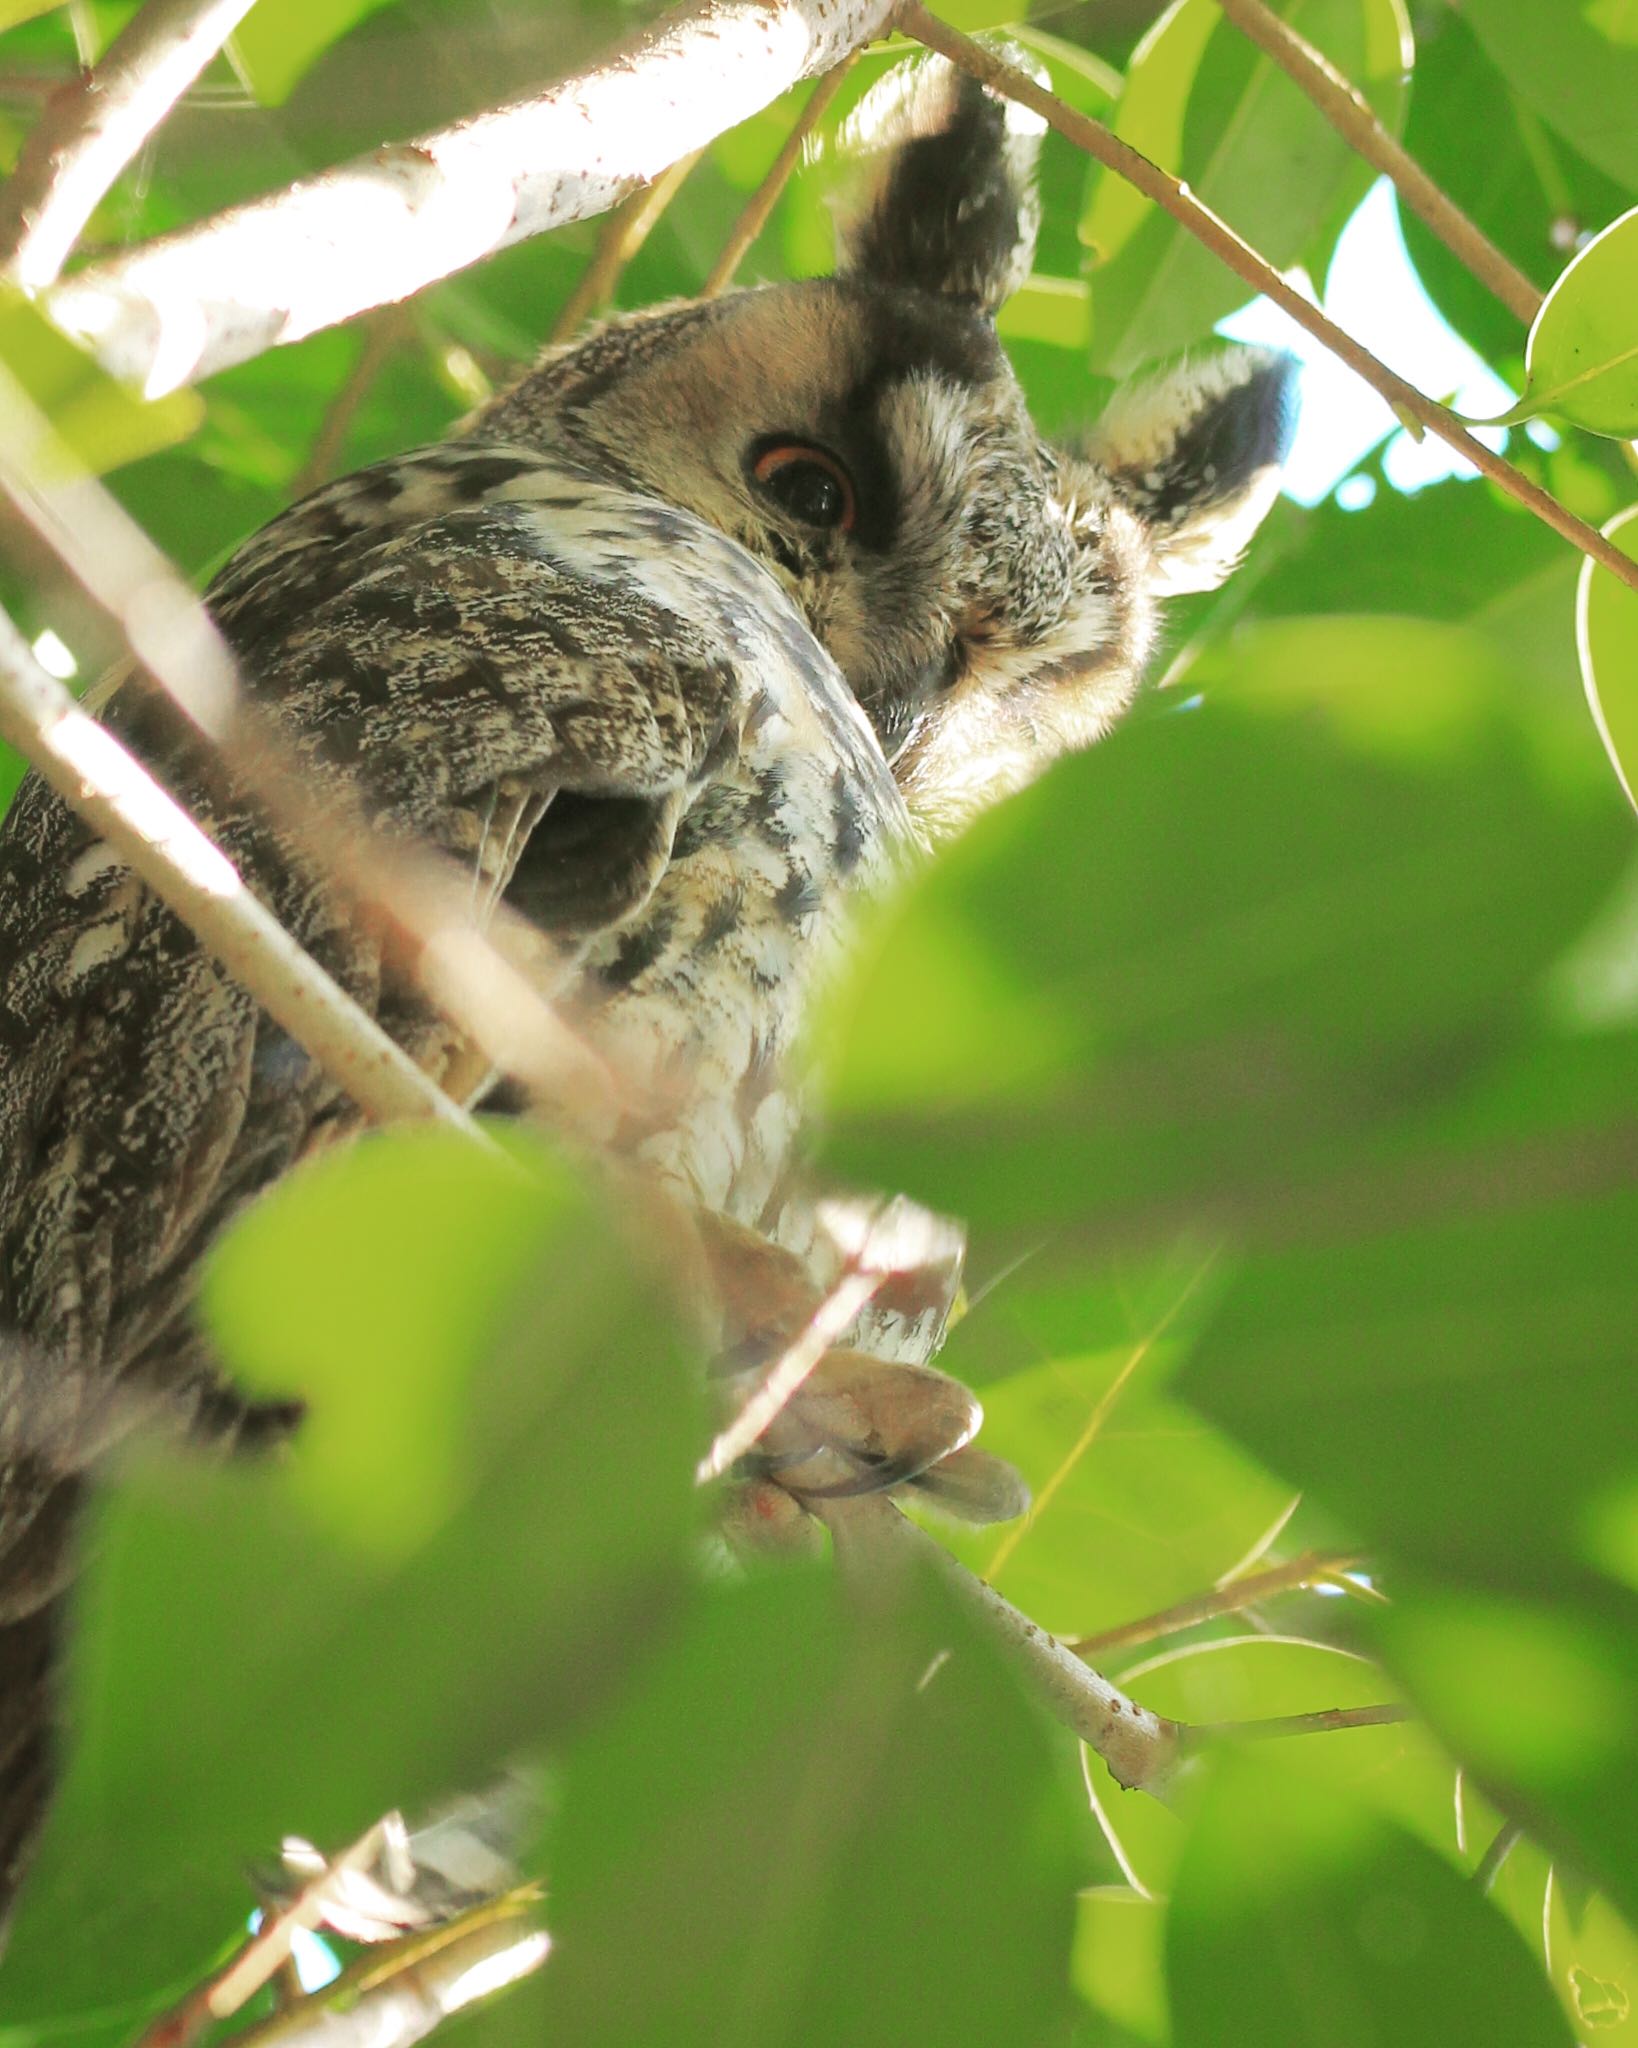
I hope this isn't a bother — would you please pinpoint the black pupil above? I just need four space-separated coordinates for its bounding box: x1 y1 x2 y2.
765 459 844 528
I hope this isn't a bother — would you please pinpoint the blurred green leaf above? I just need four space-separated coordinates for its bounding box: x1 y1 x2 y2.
0 285 200 473
1577 504 1638 813
233 0 401 105
1 1128 704 2016
1081 0 1410 376
1377 1579 1638 1927
1166 1753 1576 2047
1496 205 1638 436
1461 0 1638 187
818 621 1628 1264
523 1563 1089 2048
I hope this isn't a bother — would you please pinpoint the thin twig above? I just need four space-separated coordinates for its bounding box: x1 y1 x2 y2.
0 608 476 1135
986 1251 1215 1584
1473 1818 1523 1893
1213 0 1541 326
697 1263 884 1482
549 149 703 344
900 6 1638 600
289 304 415 499
222 1898 548 2048
700 57 856 298
1193 1702 1412 1741
1069 1549 1366 1657
0 0 258 289
0 361 621 1129
815 1491 1188 1800
48 0 900 393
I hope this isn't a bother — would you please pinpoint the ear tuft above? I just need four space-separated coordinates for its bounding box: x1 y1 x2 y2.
1082 346 1300 595
834 51 1045 312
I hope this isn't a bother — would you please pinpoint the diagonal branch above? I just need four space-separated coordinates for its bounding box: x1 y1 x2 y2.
900 6 1638 601
1213 0 1542 326
0 0 259 290
47 0 899 394
0 606 477 1134
700 56 856 298
0 362 619 1129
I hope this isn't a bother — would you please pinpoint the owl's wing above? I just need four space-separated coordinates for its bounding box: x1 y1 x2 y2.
0 460 771 1407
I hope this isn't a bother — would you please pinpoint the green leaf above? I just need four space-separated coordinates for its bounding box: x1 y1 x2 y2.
1577 504 1638 813
817 619 1628 1268
1167 1754 1576 2047
232 0 401 104
1495 205 1638 436
1 1128 704 2016
1461 0 1638 188
524 1564 1090 2048
0 285 200 473
1377 1580 1638 1929
998 274 1091 351
1175 1159 1638 1587
1080 0 1411 377
1398 10 1624 367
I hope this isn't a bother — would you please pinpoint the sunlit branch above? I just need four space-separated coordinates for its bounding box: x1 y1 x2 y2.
48 0 900 394
1213 0 1542 326
218 1896 547 2048
700 57 856 298
0 0 258 290
0 607 476 1135
697 1264 884 1482
549 148 704 344
1069 1549 1367 1658
816 1491 1188 1801
900 6 1638 601
0 362 620 1129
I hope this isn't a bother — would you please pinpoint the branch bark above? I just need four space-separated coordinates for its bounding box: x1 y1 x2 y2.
47 0 899 394
1213 0 1542 327
0 605 476 1134
900 6 1638 601
816 1492 1188 1800
0 0 259 290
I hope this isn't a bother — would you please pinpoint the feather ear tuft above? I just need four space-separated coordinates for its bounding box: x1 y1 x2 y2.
832 51 1045 312
1077 346 1300 595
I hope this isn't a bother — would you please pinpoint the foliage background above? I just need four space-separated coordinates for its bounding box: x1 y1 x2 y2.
0 0 1635 2043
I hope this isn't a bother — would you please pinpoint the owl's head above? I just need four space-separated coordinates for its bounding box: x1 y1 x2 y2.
484 54 1297 834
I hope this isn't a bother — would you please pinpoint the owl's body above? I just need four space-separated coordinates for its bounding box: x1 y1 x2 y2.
0 53 1296 1924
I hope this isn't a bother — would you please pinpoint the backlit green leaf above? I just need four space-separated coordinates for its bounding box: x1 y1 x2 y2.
1496 205 1638 436
1577 505 1638 813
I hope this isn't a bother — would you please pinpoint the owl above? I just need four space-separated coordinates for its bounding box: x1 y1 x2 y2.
0 55 1295 1920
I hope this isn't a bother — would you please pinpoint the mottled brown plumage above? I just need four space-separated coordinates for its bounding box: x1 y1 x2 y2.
0 52 1295 1923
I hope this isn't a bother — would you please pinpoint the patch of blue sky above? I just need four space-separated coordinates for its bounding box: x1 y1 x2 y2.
1218 178 1519 506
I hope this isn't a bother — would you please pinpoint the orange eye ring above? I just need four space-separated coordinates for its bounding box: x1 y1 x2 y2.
751 441 857 534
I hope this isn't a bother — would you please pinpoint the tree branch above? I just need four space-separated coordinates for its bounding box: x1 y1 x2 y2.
1213 0 1542 326
700 56 855 298
0 606 478 1134
0 362 620 1130
899 6 1638 601
547 147 704 345
0 0 259 290
47 0 899 394
1068 1549 1367 1658
815 1492 1188 1800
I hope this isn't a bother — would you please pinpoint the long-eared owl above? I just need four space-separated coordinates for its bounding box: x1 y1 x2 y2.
0 53 1296 1919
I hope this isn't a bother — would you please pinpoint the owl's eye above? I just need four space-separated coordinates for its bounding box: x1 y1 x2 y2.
751 442 857 533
